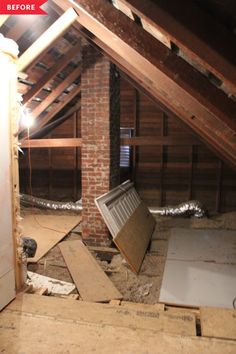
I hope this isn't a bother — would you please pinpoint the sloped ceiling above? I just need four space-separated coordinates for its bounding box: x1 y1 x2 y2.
52 0 236 168
1 0 235 167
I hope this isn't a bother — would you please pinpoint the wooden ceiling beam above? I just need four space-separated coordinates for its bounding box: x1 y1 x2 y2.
52 0 236 168
20 138 82 148
122 136 200 146
29 65 81 120
18 8 78 72
20 136 199 148
23 84 81 138
119 0 236 95
23 41 81 104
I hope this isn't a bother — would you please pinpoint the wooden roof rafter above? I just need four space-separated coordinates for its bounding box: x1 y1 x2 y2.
17 7 78 73
29 100 81 139
21 83 81 139
30 65 81 118
23 40 81 104
52 0 236 168
118 0 236 96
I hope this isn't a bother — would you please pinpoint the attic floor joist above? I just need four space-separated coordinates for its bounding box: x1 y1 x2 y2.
52 0 236 169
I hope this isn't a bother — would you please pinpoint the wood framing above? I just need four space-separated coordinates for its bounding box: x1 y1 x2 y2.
20 136 199 148
29 101 81 139
0 40 23 308
23 41 81 104
25 85 81 137
18 8 78 72
119 0 236 95
53 0 236 168
121 136 200 146
20 138 82 148
29 66 81 120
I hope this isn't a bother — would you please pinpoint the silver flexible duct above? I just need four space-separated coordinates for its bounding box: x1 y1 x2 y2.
20 194 82 212
149 200 206 218
20 194 205 217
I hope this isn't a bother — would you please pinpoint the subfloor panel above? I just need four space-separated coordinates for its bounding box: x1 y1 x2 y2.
167 228 236 262
159 260 236 308
160 228 236 308
1 294 236 354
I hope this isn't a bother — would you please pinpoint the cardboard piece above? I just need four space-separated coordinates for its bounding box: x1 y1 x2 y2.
21 214 81 262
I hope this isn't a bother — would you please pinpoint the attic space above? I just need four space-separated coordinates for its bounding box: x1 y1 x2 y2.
0 0 236 352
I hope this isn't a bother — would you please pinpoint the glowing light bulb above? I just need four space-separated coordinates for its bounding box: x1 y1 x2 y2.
20 107 34 128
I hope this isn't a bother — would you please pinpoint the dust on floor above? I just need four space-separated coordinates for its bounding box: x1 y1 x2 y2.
27 210 236 304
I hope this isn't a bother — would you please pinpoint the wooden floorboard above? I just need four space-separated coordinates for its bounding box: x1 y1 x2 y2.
1 294 236 354
7 294 196 336
59 240 122 302
200 307 236 340
114 202 156 273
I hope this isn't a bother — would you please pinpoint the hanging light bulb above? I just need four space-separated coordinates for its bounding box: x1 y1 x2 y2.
20 106 34 128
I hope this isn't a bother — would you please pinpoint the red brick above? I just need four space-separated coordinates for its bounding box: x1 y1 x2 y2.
81 44 120 246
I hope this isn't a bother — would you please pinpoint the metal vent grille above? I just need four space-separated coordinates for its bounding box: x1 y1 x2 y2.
95 180 141 237
120 128 133 168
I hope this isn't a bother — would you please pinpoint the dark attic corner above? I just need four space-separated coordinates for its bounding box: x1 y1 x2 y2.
0 0 236 352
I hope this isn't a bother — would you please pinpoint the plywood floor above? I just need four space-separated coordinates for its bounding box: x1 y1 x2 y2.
1 294 236 354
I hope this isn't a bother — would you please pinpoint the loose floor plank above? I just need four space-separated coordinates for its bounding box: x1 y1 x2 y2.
21 214 81 262
59 240 122 302
1 294 236 353
114 202 156 273
200 307 236 340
